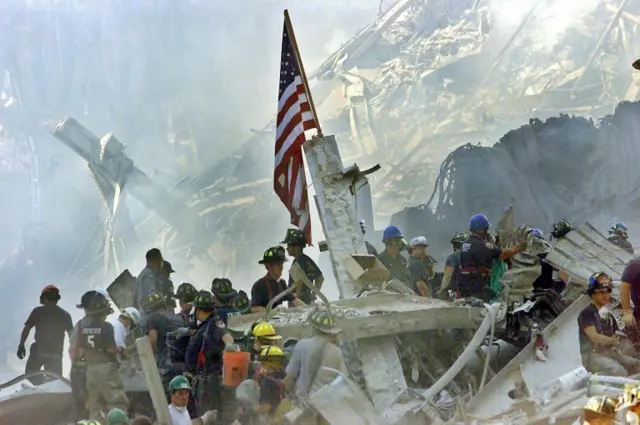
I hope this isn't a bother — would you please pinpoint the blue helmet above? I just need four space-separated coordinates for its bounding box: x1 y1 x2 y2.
382 225 404 242
469 214 490 231
531 228 544 239
587 272 612 295
609 222 628 236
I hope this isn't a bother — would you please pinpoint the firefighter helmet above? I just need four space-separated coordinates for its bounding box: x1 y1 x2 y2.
450 231 468 244
211 278 237 299
232 290 251 314
85 292 111 315
308 308 341 334
142 291 167 311
192 290 216 308
551 220 573 239
176 282 197 304
584 395 618 419
281 228 307 245
252 322 282 340
259 345 286 361
258 246 288 264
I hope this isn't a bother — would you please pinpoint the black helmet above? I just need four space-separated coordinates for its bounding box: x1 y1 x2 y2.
232 290 251 314
162 261 176 274
77 290 98 309
192 290 216 308
551 220 573 239
281 228 307 245
211 278 237 300
176 283 197 304
308 307 342 334
142 291 167 312
258 246 288 265
450 231 469 245
84 292 111 315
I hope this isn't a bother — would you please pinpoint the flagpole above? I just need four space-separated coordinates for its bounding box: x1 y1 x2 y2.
284 9 323 137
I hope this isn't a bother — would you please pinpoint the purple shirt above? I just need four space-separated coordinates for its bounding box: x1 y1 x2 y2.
621 258 640 317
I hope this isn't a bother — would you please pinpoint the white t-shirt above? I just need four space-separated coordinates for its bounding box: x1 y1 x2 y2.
169 403 192 425
107 317 128 349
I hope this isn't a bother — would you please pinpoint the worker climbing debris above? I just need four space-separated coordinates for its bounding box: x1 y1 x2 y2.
17 284 73 385
281 228 324 304
607 222 634 255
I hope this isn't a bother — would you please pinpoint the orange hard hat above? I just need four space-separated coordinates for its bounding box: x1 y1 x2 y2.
41 285 60 295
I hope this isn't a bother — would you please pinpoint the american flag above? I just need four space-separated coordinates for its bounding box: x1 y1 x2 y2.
275 20 319 245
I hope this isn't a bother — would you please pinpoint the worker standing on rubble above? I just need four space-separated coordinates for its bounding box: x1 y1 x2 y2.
281 228 324 304
143 291 184 387
438 232 468 298
211 278 238 324
176 282 198 322
620 256 640 329
284 308 347 425
107 307 140 352
406 236 435 297
377 225 410 284
578 272 640 376
607 222 634 255
17 285 73 384
250 246 306 313
79 292 129 421
134 248 165 310
458 214 525 300
185 290 237 422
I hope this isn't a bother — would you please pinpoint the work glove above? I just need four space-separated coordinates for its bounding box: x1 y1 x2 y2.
623 311 636 327
200 410 217 425
225 344 240 352
17 344 26 360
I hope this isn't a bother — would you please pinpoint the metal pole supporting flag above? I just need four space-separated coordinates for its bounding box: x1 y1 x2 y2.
283 9 323 137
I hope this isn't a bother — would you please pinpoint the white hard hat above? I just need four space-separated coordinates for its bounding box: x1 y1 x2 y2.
409 236 428 247
122 307 141 326
95 288 110 299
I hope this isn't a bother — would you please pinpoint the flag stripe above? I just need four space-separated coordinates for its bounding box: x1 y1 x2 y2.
275 20 318 245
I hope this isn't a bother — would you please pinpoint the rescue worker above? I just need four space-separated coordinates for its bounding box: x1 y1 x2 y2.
251 246 306 313
438 231 468 298
377 225 410 283
458 214 525 300
78 292 129 421
406 236 435 297
159 260 177 298
232 290 252 316
281 228 324 304
144 291 184 387
166 375 217 425
176 282 198 322
70 290 105 419
107 307 140 352
185 290 237 421
579 272 640 376
134 247 164 310
581 395 618 425
285 308 347 425
211 278 238 324
251 322 283 378
18 285 73 385
256 345 289 423
620 256 640 330
607 222 634 255
107 408 129 425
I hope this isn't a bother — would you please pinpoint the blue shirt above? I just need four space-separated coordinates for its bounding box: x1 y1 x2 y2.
185 316 227 374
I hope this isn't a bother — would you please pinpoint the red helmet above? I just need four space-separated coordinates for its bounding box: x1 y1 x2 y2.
41 285 60 296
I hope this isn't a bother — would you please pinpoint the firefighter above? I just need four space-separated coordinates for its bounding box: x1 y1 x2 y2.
78 292 129 421
377 225 410 284
281 228 324 304
175 283 198 322
251 322 283 379
256 345 290 424
17 285 73 385
438 231 468 298
250 246 306 313
143 291 184 387
458 214 525 301
211 278 238 324
232 290 251 316
185 290 237 421
607 222 634 255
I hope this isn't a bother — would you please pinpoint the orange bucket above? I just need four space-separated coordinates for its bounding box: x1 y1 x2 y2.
223 351 250 387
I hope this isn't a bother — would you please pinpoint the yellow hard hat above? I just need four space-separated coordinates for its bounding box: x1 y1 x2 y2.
260 345 286 360
252 322 282 340
620 385 640 412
